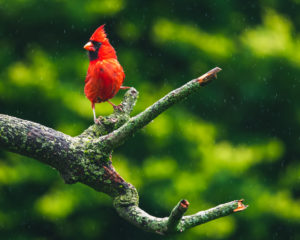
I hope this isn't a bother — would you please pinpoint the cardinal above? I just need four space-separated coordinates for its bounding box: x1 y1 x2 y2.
83 25 128 123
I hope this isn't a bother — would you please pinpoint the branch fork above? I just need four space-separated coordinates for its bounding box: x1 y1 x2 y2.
0 67 247 235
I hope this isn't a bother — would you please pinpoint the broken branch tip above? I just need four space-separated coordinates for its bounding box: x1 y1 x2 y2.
180 199 190 209
197 67 222 85
233 199 248 212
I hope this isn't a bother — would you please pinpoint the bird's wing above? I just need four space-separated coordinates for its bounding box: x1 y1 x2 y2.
95 59 125 82
85 68 92 83
84 59 125 102
94 59 125 99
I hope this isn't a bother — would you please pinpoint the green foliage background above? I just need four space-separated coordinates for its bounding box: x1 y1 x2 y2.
0 0 299 239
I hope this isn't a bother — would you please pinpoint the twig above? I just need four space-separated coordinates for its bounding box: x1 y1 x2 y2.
167 199 189 232
180 199 248 231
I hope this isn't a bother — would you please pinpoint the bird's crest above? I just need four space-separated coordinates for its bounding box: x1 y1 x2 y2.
90 24 107 42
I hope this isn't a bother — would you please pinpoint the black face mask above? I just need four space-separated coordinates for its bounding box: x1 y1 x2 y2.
88 41 102 61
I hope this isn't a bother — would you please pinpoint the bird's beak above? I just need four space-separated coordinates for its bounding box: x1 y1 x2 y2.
83 41 96 51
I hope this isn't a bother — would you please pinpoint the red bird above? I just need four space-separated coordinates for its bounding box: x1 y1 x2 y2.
83 25 128 122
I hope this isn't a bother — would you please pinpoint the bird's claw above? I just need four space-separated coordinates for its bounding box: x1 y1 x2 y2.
94 116 104 125
113 104 124 112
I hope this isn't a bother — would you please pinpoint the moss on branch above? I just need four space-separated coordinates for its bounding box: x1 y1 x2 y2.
0 67 247 234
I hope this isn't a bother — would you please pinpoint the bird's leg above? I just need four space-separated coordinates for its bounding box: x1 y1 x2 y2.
93 108 97 123
92 103 102 125
120 86 131 90
107 100 123 112
107 100 116 108
91 103 96 120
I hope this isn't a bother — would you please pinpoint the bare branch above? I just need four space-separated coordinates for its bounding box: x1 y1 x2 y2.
180 199 248 231
98 67 222 151
113 188 247 235
0 114 72 169
0 67 248 235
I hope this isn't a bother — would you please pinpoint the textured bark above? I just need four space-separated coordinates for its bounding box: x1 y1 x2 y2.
0 67 247 235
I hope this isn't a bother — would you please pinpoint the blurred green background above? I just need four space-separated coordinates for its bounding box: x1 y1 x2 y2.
0 0 299 239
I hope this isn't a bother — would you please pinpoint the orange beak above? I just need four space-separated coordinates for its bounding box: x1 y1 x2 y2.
83 41 96 51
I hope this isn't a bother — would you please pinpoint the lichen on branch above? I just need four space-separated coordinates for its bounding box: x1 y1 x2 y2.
0 67 247 235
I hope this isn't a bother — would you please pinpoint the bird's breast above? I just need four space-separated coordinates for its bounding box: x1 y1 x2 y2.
84 59 125 103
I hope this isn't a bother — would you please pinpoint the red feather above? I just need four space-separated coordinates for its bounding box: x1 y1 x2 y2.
83 25 126 122
89 24 107 42
84 59 125 103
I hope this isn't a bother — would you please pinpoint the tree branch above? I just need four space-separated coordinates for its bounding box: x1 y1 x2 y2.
0 67 248 235
180 199 248 231
114 189 247 235
0 114 73 169
167 199 189 232
97 67 221 151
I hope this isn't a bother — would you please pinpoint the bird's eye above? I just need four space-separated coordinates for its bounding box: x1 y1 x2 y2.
91 41 102 49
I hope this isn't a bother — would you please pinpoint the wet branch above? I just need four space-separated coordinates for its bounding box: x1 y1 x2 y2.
97 67 221 151
114 190 247 235
0 67 248 235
